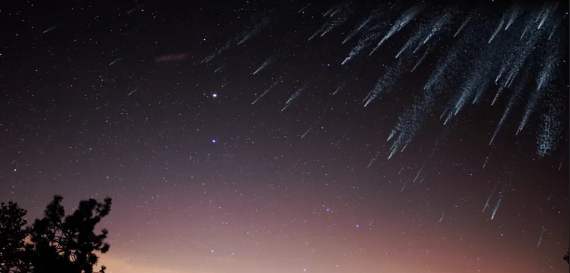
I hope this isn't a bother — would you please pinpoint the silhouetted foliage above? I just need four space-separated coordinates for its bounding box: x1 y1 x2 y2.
0 202 29 273
564 249 569 264
0 195 112 273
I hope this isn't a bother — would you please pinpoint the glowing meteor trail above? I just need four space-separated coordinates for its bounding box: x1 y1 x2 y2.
369 4 424 56
491 196 502 220
537 225 546 247
252 77 282 105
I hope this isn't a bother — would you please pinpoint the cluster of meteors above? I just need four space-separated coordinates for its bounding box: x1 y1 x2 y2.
138 1 566 225
202 1 565 157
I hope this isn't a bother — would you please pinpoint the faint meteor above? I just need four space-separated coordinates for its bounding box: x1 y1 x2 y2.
127 5 145 14
127 87 139 96
155 54 188 63
301 127 312 139
43 26 57 34
109 58 122 66
537 225 546 247
252 77 282 105
298 3 310 13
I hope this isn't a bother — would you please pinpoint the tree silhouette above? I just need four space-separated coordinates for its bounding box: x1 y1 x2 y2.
0 202 29 273
564 249 569 264
0 195 112 273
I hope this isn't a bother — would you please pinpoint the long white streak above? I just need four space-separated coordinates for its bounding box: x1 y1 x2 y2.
398 166 405 175
439 107 449 120
252 56 275 75
281 84 307 111
301 127 312 139
503 70 517 88
518 54 556 134
323 5 337 17
520 23 531 40
329 2 350 18
400 142 409 152
364 57 408 107
298 3 310 13
333 137 343 148
538 3 558 29
311 8 352 41
127 5 143 14
109 58 122 66
489 98 514 145
493 67 529 142
320 9 352 38
482 190 494 212
409 23 437 60
472 80 490 104
308 28 323 41
389 0 400 10
535 6 546 22
280 104 290 112
443 111 453 125
334 128 351 148
420 10 453 46
367 152 379 168
342 23 384 65
490 196 502 220
343 16 372 44
127 87 139 96
201 40 234 64
488 18 505 44
454 15 471 37
43 26 57 34
413 168 423 184
252 77 282 105
482 152 491 169
537 225 546 247
332 81 346 95
369 4 424 56
451 57 492 117
548 15 564 40
491 86 504 106
504 5 522 30
503 31 542 91
396 18 431 59
387 129 397 141
388 136 401 159
237 18 270 46
424 49 458 91
495 66 506 83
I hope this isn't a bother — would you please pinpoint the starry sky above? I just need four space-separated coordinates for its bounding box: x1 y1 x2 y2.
0 1 569 273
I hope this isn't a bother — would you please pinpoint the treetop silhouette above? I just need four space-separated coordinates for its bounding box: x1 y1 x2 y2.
0 201 28 272
0 195 112 273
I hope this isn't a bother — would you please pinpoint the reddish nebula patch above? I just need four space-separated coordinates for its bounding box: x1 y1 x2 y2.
155 53 188 63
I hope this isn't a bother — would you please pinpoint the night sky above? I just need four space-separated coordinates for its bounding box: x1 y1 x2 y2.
0 1 569 273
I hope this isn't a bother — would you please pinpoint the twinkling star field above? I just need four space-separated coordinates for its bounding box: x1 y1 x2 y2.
1 1 569 273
